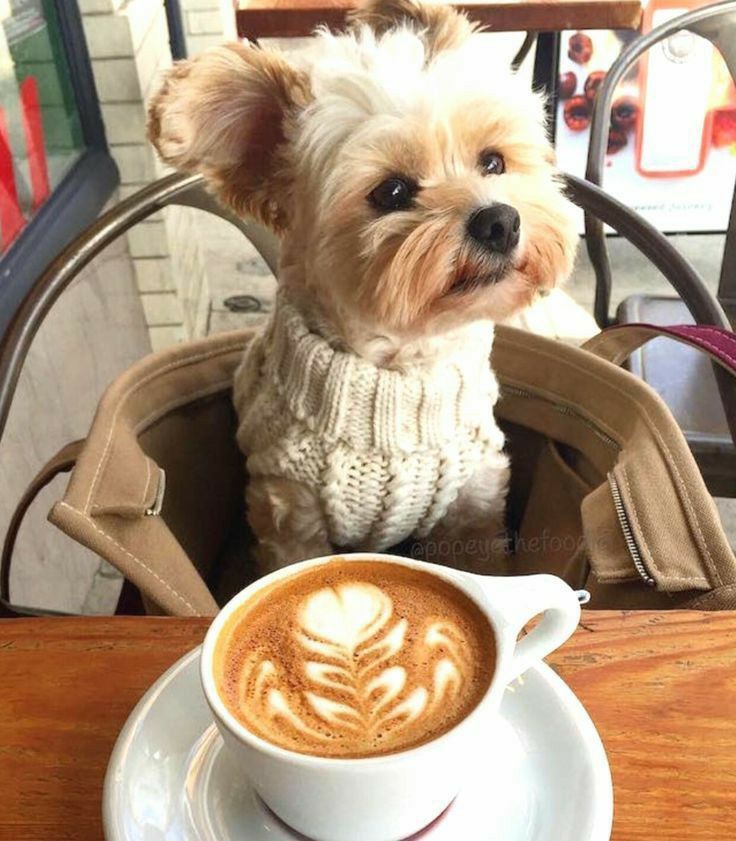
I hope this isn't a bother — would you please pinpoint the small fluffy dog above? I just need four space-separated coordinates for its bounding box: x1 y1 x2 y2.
148 0 577 572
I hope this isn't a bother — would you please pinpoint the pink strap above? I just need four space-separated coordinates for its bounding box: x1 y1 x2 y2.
20 76 50 212
583 323 736 377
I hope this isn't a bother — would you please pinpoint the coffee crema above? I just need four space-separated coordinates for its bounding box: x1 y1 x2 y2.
214 560 496 758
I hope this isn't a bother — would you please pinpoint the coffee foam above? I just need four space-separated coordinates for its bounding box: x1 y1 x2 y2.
214 560 496 758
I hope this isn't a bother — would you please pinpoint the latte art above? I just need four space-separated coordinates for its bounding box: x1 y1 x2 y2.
215 561 495 758
242 584 468 742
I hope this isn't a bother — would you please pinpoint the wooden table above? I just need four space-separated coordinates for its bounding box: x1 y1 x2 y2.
236 0 643 40
2 611 735 840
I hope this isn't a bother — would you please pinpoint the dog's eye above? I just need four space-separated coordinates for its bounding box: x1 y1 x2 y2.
369 177 416 212
479 151 505 176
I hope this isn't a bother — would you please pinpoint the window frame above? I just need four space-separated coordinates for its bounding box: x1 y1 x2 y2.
0 0 119 340
164 0 188 61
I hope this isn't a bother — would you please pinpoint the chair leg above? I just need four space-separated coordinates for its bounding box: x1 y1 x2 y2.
533 32 562 143
0 599 21 618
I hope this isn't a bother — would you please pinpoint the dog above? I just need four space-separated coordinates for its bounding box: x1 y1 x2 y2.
148 0 577 573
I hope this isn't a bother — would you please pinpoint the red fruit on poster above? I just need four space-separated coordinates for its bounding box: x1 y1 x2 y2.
559 71 577 100
610 96 639 132
584 70 606 102
712 110 736 148
607 128 628 154
568 32 593 65
563 96 592 131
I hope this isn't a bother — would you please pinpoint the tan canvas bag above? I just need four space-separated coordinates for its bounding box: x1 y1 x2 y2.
30 322 736 616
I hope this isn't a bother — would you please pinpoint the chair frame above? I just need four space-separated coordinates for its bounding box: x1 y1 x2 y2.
0 171 730 615
584 0 736 328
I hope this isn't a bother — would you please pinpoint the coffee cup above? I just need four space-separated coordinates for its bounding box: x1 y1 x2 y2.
201 553 580 841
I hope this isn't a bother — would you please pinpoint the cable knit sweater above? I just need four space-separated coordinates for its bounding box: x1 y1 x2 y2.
233 294 505 550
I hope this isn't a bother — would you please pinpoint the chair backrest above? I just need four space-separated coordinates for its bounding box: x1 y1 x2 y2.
0 172 279 451
583 0 736 327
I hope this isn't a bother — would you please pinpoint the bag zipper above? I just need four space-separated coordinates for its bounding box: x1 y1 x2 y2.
501 384 619 450
501 382 655 587
608 472 656 587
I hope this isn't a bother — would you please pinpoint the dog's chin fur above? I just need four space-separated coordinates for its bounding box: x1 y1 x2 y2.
147 0 579 568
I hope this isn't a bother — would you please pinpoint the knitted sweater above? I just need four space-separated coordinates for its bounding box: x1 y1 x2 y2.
233 294 505 550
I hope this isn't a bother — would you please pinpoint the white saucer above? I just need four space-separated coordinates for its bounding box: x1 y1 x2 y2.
103 648 613 841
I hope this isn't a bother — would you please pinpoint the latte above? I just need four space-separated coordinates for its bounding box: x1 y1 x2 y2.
214 560 496 758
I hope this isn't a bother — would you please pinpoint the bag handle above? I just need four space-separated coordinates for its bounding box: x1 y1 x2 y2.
583 323 736 445
8 435 218 618
1 440 83 608
583 323 736 374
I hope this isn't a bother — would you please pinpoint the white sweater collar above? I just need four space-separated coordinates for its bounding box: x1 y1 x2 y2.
263 293 500 453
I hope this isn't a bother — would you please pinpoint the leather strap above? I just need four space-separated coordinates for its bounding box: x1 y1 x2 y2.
583 323 736 446
583 323 736 375
0 440 84 605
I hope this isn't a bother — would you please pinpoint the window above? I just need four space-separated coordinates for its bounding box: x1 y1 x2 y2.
1 0 86 251
0 0 118 339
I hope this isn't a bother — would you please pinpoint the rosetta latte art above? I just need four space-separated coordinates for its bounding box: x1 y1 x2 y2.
238 583 471 751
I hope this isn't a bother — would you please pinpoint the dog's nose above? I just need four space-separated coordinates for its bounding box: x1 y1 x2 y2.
467 205 520 255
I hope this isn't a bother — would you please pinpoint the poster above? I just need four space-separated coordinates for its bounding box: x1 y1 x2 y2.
554 8 736 233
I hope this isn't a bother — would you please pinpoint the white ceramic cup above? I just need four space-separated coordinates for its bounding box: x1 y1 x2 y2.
200 553 581 841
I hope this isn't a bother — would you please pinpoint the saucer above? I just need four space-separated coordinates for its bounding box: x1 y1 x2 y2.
103 648 613 841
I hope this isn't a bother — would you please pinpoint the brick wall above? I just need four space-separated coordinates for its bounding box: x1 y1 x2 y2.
79 0 236 350
181 0 237 53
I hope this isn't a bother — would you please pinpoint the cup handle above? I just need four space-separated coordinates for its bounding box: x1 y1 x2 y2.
473 574 581 682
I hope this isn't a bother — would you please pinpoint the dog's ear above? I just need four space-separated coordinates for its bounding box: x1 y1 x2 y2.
147 44 311 231
348 0 478 57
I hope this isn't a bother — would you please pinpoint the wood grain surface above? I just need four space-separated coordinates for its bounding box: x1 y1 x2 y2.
0 618 209 841
236 0 644 39
1 611 734 840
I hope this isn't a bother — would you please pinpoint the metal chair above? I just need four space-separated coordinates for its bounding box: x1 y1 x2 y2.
0 170 731 615
584 0 736 496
